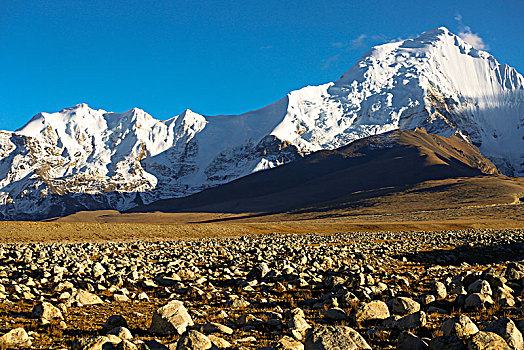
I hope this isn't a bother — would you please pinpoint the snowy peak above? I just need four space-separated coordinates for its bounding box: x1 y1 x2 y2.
0 27 523 219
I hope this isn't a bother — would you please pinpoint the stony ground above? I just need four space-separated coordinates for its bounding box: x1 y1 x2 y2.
0 229 523 349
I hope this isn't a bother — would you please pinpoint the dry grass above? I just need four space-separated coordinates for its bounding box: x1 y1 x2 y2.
0 201 522 243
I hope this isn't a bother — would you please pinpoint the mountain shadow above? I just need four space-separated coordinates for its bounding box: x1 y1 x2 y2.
128 128 503 216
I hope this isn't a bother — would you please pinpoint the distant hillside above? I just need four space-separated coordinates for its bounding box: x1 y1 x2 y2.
129 129 501 215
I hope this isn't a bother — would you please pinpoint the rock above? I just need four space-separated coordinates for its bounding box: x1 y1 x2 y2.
338 291 359 307
467 280 492 296
441 315 479 339
32 301 63 320
138 292 149 301
76 289 104 305
323 307 349 321
493 284 514 300
230 298 250 308
248 262 270 279
175 330 214 350
117 339 138 350
304 325 371 349
288 308 310 336
72 336 113 350
428 336 466 350
354 300 390 323
464 293 493 310
397 331 429 350
93 262 106 278
421 295 436 305
142 340 169 350
274 335 305 350
149 300 194 335
431 282 447 299
483 318 523 350
207 335 231 348
0 328 32 348
114 293 130 302
117 340 138 350
389 297 420 315
236 313 263 327
200 322 233 335
107 327 133 340
394 311 427 331
467 331 511 350
103 315 128 332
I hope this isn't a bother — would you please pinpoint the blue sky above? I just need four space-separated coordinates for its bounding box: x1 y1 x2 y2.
1 0 523 131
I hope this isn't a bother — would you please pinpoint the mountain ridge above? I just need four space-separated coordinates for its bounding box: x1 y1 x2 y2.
0 26 523 219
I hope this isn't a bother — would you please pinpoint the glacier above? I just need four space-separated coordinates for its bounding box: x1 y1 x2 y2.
0 26 523 219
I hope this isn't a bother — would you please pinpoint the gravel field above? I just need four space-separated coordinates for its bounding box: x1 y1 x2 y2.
0 229 523 349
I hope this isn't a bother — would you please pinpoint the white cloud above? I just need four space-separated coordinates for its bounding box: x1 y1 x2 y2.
349 34 367 49
330 33 368 51
331 42 345 49
321 54 340 70
454 13 487 50
458 28 487 50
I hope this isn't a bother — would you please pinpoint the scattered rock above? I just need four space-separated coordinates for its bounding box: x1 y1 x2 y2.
149 300 194 335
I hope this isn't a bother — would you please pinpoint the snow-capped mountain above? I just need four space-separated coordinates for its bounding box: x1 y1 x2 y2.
1 27 523 219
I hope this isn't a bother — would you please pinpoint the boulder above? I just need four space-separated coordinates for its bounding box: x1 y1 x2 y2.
467 331 510 350
0 328 32 348
76 289 104 305
397 331 429 350
207 335 231 348
389 297 420 315
354 300 390 323
428 336 466 350
467 279 492 296
149 300 194 335
394 311 427 331
175 330 214 350
103 315 128 332
484 318 523 350
71 336 113 350
304 325 371 350
431 282 447 299
441 315 479 339
464 293 493 310
32 301 63 320
200 322 233 335
274 335 305 350
107 327 133 340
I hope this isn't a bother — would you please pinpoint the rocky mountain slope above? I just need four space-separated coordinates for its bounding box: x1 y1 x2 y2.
129 128 502 215
0 27 523 219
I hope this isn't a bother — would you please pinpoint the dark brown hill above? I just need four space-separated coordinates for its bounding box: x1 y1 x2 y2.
128 128 502 215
